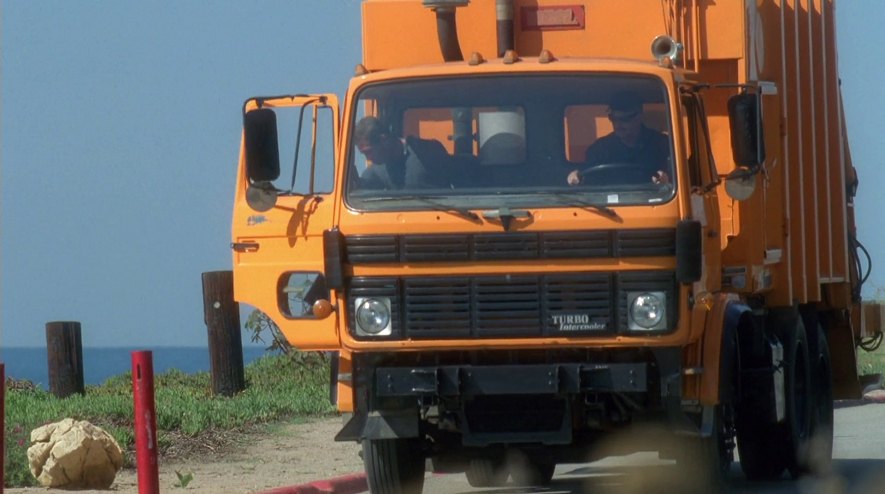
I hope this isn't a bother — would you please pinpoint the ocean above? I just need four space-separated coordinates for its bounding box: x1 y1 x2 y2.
0 346 271 388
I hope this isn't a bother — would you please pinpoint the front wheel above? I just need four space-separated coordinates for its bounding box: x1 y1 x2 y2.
465 455 509 488
509 451 555 487
679 406 735 491
362 438 425 494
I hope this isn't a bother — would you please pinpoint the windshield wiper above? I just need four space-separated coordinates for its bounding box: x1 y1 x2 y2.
360 195 481 223
548 192 621 221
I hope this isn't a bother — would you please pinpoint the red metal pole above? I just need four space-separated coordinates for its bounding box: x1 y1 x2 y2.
1 362 5 494
131 351 159 494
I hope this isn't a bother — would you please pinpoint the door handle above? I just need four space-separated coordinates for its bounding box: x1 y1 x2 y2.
231 242 259 253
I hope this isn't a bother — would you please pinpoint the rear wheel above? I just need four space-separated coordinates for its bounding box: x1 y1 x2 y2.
362 438 425 494
782 321 813 478
465 455 509 488
798 322 834 475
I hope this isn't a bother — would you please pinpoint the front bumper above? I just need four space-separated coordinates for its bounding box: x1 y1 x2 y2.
336 347 690 446
375 362 648 397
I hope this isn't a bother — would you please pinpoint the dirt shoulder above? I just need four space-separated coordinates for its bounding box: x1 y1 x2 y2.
6 416 365 494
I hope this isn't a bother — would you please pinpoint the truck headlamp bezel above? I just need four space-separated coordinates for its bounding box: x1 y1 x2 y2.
627 291 667 330
354 297 392 336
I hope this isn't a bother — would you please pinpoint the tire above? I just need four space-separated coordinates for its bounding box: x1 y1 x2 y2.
707 407 736 484
465 456 509 488
362 438 425 494
798 322 834 475
679 366 735 490
782 321 813 478
509 451 555 487
737 420 787 480
736 318 812 481
683 327 736 488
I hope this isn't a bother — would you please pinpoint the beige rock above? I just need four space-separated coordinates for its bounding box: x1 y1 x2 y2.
865 389 885 403
27 418 124 489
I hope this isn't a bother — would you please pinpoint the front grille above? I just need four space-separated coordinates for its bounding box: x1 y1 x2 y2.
472 276 540 336
474 234 539 260
348 271 676 340
403 278 471 338
616 229 677 257
344 229 675 264
540 231 611 258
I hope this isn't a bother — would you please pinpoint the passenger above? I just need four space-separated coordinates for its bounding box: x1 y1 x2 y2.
567 93 670 186
354 116 450 190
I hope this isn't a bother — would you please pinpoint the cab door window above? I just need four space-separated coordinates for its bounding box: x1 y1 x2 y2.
268 103 336 195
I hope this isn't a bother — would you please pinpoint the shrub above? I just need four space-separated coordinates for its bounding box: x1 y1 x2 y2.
3 352 333 488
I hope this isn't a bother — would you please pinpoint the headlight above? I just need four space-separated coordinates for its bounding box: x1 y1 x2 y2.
354 297 392 336
628 292 666 330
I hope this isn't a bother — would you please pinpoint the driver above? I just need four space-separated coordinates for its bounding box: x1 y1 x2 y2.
567 92 670 185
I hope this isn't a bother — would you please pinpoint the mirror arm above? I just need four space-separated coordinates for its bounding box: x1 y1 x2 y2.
309 105 319 196
701 177 722 195
290 97 323 193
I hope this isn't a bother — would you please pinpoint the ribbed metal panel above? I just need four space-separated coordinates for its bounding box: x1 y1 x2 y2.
541 231 612 258
345 229 675 264
348 272 675 339
473 276 540 336
474 233 539 260
345 236 397 263
403 277 471 338
616 229 677 257
402 235 469 262
545 274 613 330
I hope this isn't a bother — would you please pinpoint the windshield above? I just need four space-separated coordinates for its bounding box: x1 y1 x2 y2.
345 74 675 212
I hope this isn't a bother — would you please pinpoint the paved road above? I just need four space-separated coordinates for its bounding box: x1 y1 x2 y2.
421 402 885 494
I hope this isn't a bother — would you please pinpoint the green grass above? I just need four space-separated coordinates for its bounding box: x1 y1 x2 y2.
857 339 885 378
3 352 334 488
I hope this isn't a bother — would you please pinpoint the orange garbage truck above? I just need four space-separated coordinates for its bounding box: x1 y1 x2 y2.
231 0 883 491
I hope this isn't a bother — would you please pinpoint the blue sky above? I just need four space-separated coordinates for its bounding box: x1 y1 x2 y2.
2 2 883 347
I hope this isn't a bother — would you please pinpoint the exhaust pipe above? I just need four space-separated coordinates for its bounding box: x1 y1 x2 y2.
496 0 514 57
424 1 471 153
423 0 469 62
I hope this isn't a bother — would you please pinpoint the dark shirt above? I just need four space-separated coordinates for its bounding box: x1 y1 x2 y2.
359 137 450 190
583 126 670 178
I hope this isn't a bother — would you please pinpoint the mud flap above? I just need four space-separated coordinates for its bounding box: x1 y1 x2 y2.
335 410 419 441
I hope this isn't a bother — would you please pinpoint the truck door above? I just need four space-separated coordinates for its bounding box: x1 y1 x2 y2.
232 94 341 350
680 91 723 292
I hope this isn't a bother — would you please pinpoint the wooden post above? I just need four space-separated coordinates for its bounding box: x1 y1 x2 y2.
45 321 85 398
201 271 245 396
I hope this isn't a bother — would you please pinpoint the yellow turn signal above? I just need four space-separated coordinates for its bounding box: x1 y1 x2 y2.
312 299 335 319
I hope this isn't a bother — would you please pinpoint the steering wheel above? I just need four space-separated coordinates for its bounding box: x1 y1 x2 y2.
581 163 650 185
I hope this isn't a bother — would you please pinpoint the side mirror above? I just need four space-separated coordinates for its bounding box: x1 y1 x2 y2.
727 93 765 169
244 108 281 182
245 180 278 212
